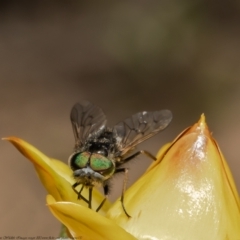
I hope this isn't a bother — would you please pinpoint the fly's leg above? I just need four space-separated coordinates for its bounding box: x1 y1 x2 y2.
96 184 109 212
114 150 156 217
115 168 131 218
88 186 93 209
72 182 89 204
123 150 156 163
77 184 84 199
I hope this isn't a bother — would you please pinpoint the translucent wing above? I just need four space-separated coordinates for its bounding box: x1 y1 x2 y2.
70 101 107 149
113 110 172 156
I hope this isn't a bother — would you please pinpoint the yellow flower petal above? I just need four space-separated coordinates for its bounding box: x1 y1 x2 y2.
4 137 111 214
47 195 137 240
107 114 240 240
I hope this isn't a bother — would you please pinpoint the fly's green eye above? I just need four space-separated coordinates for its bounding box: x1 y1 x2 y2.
90 154 113 171
71 152 90 170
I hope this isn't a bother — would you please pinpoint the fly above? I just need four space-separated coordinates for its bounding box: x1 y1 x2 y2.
68 100 172 217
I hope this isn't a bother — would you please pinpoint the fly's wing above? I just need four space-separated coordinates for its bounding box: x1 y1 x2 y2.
113 110 172 156
70 101 107 149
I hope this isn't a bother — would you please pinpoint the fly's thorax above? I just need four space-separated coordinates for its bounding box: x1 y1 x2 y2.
68 151 115 180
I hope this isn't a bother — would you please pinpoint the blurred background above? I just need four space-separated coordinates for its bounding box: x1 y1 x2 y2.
1 0 240 237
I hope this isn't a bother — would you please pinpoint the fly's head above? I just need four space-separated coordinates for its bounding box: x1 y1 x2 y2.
68 151 116 186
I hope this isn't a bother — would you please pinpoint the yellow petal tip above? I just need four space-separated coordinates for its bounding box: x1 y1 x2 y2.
2 137 10 141
46 195 56 205
197 113 207 128
2 136 20 142
188 114 209 136
199 113 206 123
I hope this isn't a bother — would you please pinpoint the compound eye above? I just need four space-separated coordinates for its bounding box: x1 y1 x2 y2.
69 152 90 170
96 148 108 157
90 154 114 172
